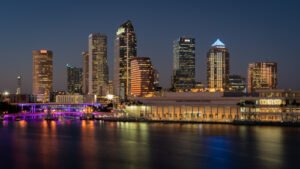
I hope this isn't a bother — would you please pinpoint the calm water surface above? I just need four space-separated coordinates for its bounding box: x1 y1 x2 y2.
0 120 300 169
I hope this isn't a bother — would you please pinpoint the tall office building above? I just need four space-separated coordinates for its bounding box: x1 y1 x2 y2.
114 20 137 100
16 75 21 95
248 62 277 93
32 50 53 102
130 57 154 97
207 39 230 92
66 64 82 94
172 37 196 91
88 33 109 96
82 51 89 95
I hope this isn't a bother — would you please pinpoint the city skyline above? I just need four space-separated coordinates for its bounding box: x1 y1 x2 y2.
0 0 299 93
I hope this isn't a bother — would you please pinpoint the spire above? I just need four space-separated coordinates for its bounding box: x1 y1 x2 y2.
212 39 225 48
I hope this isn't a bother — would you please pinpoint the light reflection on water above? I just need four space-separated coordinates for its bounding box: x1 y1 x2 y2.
0 121 299 169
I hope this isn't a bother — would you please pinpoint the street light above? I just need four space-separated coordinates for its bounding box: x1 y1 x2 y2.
106 94 114 101
3 91 10 96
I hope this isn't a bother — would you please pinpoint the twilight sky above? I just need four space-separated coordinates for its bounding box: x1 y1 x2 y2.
0 0 299 94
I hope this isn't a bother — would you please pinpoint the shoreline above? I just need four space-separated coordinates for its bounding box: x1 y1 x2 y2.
2 117 300 127
94 118 300 127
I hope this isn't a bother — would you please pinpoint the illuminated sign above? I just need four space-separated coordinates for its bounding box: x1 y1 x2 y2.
258 99 284 105
117 28 125 35
184 39 191 43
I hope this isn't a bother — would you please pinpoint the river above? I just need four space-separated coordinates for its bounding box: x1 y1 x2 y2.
0 120 299 169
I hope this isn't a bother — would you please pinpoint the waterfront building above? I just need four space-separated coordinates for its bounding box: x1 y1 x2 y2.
124 89 300 123
248 62 277 93
88 33 109 96
82 51 89 95
32 50 53 103
56 94 84 104
172 37 196 92
228 75 246 92
114 20 137 100
130 57 154 97
207 39 230 92
66 64 82 94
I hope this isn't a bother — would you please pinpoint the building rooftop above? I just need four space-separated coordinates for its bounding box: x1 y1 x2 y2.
212 39 225 48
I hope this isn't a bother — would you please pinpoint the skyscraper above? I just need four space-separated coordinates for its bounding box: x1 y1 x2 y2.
114 20 137 100
172 37 196 92
82 51 89 95
207 39 230 92
248 62 277 93
32 50 53 102
130 57 154 97
16 75 21 95
66 64 82 94
88 33 109 96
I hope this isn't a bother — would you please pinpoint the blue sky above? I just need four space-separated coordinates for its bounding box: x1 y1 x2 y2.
0 0 299 93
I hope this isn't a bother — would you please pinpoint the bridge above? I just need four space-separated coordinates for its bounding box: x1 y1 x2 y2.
3 103 114 121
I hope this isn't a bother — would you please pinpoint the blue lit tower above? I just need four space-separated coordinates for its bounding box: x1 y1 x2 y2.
207 39 230 92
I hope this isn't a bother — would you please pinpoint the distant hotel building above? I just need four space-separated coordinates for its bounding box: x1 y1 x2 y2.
66 64 82 94
172 37 196 91
207 39 230 92
130 57 154 97
248 62 277 93
88 33 109 96
114 20 137 100
32 50 53 102
82 51 89 95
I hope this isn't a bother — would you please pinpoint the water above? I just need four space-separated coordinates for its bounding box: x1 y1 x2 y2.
0 121 299 169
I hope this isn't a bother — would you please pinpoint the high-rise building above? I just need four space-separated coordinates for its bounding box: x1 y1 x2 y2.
82 51 89 95
248 62 277 93
172 37 196 91
228 75 246 92
114 20 137 100
153 68 160 91
66 64 82 94
207 39 230 92
88 33 109 96
32 50 53 102
130 57 154 97
16 75 21 95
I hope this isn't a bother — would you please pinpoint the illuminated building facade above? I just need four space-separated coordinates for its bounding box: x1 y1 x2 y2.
125 89 300 123
82 51 89 95
130 57 154 97
114 20 137 100
248 62 277 93
88 33 109 96
172 37 195 91
66 64 82 94
228 75 246 92
32 50 53 102
207 39 230 92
